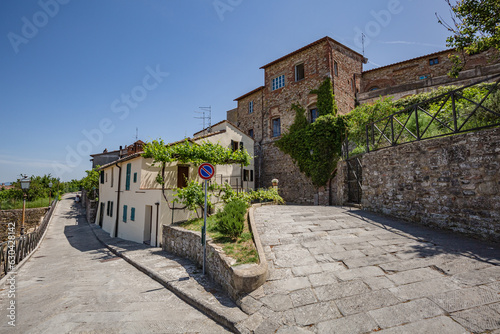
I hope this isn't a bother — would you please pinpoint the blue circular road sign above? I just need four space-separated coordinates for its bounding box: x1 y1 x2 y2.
198 163 215 180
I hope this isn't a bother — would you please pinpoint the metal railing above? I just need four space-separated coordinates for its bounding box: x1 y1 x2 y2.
365 74 500 153
0 200 57 278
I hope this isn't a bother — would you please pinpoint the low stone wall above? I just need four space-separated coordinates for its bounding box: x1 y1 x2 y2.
0 207 49 241
163 206 268 301
361 126 500 240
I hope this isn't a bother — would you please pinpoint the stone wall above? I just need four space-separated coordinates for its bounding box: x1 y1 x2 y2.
0 207 49 241
163 206 268 300
232 37 364 203
361 127 500 240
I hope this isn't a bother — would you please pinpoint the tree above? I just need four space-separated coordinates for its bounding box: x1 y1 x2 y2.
275 77 347 188
437 0 500 77
142 139 252 216
81 167 100 200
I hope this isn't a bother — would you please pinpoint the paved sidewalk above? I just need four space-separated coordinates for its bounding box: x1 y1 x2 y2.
0 195 233 333
237 205 500 333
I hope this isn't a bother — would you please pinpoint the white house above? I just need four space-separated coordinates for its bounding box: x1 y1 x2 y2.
94 121 254 246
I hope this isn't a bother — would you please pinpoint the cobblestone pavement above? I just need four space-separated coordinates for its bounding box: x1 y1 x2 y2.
238 205 500 334
0 195 231 334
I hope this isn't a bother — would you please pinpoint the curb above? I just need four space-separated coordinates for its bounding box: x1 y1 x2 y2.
87 222 247 333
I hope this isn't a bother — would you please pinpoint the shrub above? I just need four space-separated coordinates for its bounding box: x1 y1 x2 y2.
214 198 248 239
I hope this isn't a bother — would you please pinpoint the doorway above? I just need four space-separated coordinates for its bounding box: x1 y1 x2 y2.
144 205 152 245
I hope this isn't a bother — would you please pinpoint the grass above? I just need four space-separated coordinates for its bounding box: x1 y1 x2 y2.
0 197 54 210
178 214 259 265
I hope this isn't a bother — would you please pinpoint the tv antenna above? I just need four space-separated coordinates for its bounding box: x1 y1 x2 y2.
362 33 366 57
194 106 212 133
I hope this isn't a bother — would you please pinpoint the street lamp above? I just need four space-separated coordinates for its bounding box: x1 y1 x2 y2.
48 182 53 206
20 175 31 236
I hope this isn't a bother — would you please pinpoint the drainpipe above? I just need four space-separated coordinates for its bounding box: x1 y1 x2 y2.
114 162 122 238
259 87 265 189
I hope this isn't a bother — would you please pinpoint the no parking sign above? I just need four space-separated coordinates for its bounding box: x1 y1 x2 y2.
198 163 215 180
198 162 214 275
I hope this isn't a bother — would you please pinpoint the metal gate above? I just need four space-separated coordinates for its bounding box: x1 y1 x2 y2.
346 157 362 204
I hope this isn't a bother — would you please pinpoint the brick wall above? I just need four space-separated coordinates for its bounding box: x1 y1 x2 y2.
233 37 364 202
359 127 500 241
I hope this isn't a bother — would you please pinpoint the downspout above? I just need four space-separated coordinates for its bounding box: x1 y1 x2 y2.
114 162 122 238
259 87 265 189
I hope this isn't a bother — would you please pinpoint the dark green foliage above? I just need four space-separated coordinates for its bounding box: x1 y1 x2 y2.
275 78 346 187
214 198 248 239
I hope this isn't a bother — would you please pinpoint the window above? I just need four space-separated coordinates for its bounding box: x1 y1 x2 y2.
240 141 244 152
334 61 338 76
100 171 104 184
111 168 114 187
295 63 305 81
123 205 127 222
369 87 379 91
272 118 281 137
133 172 137 183
310 108 319 123
131 207 135 221
419 75 429 80
177 166 189 189
244 169 254 182
248 129 254 138
429 58 439 66
249 101 254 114
107 201 110 216
110 202 113 217
125 163 131 190
105 172 108 183
272 75 285 91
231 140 239 152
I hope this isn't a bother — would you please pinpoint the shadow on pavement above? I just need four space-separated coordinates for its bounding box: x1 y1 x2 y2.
345 208 500 265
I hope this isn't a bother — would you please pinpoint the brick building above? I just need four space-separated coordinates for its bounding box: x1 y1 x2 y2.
228 36 500 204
228 36 366 204
359 47 500 104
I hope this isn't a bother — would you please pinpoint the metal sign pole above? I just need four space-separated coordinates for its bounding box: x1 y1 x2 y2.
203 179 207 275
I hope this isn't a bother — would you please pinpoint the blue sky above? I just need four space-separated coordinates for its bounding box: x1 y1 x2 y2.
0 0 454 182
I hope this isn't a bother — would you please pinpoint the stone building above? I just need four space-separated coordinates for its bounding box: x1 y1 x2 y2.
229 36 366 204
359 47 500 104
228 36 500 204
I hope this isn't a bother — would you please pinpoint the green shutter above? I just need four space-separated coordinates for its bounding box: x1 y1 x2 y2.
100 171 104 184
123 205 127 222
110 202 113 217
133 172 137 183
131 208 135 221
125 163 131 190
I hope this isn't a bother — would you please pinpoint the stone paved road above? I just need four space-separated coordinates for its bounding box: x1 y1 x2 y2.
238 205 500 334
0 195 231 334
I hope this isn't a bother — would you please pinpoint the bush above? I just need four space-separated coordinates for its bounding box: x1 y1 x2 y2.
214 198 248 239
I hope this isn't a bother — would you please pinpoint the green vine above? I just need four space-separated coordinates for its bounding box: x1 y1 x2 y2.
275 77 346 187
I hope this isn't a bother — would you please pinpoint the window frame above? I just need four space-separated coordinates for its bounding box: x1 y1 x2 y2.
310 108 319 123
334 61 338 77
429 57 439 66
249 101 254 114
295 63 305 82
272 118 281 137
248 129 254 138
272 75 285 91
